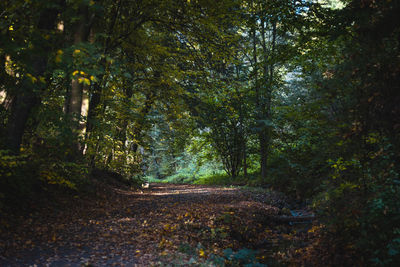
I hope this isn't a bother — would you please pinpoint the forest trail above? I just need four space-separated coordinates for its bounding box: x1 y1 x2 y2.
1 183 315 266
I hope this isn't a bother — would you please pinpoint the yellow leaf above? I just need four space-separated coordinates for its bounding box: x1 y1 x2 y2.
77 77 91 85
73 49 81 54
72 70 79 76
83 78 91 85
160 251 168 256
26 73 37 83
199 248 205 257
9 25 13 31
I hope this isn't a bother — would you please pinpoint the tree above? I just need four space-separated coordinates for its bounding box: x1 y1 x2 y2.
1 0 63 153
240 0 309 181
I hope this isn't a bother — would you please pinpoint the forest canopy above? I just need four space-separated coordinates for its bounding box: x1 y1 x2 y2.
1 0 399 265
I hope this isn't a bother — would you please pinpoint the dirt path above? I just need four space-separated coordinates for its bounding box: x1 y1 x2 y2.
0 183 314 266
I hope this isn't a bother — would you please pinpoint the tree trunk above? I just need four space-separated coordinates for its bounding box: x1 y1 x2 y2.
5 86 40 153
259 132 268 179
67 4 92 155
80 85 90 154
69 4 90 117
258 17 277 181
4 7 60 153
252 10 268 180
266 20 276 166
119 83 134 151
69 79 83 122
86 78 101 131
243 140 247 178
259 16 268 181
85 1 123 164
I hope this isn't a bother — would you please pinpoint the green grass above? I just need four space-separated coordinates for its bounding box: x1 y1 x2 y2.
194 173 243 185
146 168 265 188
195 171 264 186
147 173 198 184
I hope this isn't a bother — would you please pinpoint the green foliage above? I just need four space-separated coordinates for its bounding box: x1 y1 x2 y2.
0 148 89 209
195 173 247 186
314 136 400 265
306 0 400 264
38 161 89 190
0 150 27 179
171 243 266 267
1 0 399 265
222 248 266 267
106 151 142 179
0 150 38 204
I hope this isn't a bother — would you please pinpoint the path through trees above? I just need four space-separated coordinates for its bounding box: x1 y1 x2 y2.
1 183 315 266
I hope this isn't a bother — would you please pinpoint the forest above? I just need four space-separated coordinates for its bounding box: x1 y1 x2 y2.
1 0 399 266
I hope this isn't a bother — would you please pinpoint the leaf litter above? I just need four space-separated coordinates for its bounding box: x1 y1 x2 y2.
0 182 316 266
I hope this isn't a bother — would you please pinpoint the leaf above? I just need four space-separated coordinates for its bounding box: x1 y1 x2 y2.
199 248 205 257
123 72 132 79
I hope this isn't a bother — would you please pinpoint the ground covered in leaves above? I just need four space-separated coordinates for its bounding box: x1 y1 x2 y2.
0 182 318 266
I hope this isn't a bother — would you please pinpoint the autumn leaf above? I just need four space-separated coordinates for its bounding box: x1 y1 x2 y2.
199 248 205 257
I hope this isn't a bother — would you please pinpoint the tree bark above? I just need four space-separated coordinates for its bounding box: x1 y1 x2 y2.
120 85 134 150
69 79 83 123
85 0 123 160
5 85 40 153
86 79 102 135
251 8 268 181
259 16 268 181
67 4 92 155
243 141 247 178
258 17 277 181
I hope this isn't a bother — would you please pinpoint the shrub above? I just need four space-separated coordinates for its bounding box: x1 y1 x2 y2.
315 137 400 265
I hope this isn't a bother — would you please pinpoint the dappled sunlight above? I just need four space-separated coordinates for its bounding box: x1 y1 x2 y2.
1 0 398 265
141 185 239 196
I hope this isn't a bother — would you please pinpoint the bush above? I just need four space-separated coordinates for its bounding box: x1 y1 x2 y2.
315 137 400 265
39 161 89 190
0 150 39 207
